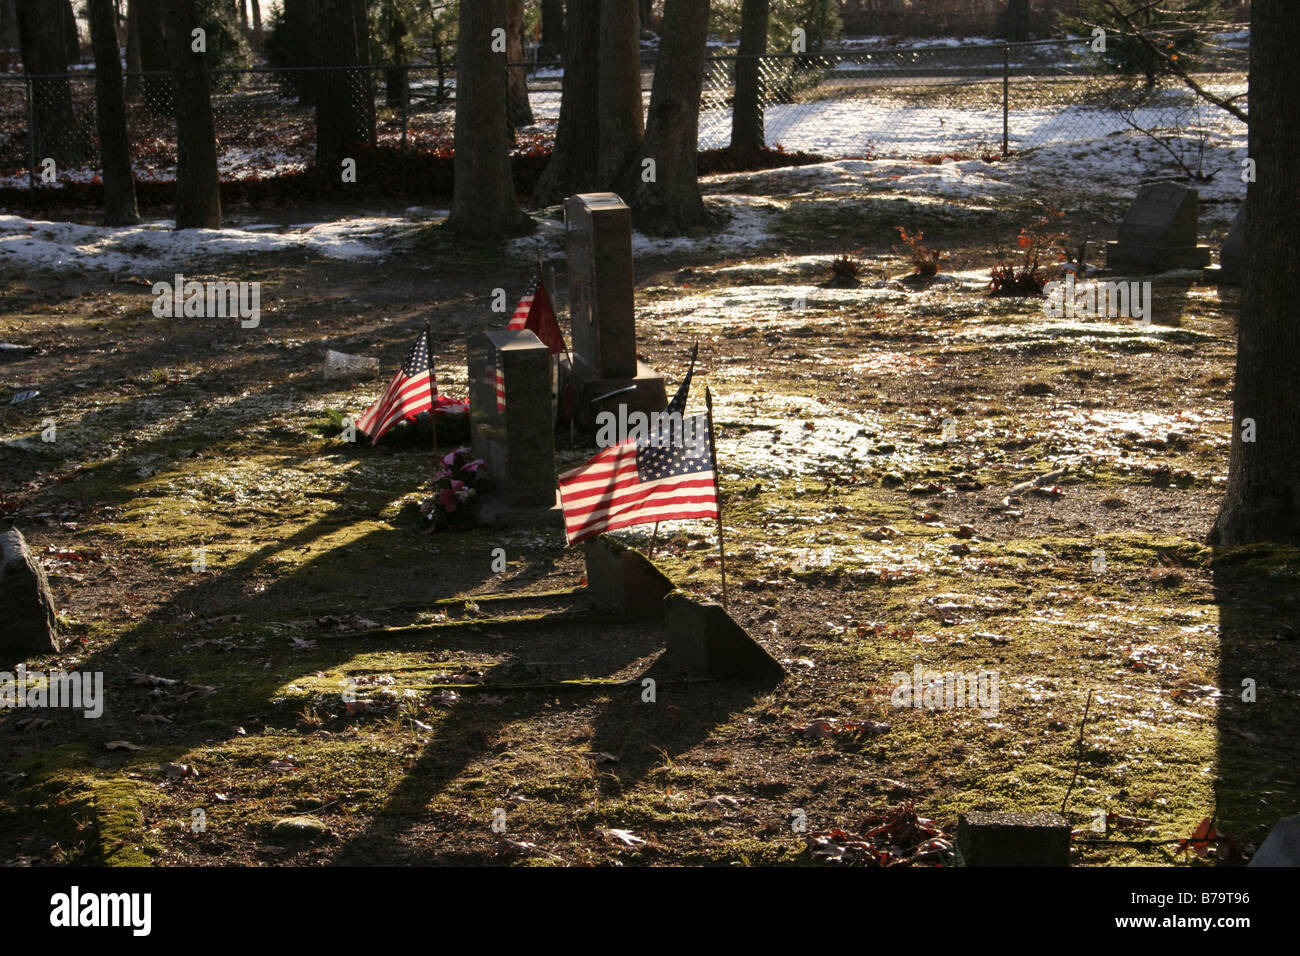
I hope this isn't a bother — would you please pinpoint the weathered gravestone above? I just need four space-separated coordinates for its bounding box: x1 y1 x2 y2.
565 193 666 430
0 528 60 659
1216 206 1245 285
583 535 676 622
1105 181 1212 272
957 810 1071 866
1247 814 1300 866
663 590 786 679
467 329 561 525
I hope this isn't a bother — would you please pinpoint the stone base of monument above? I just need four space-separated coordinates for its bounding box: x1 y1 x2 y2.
477 490 565 529
583 535 675 621
1103 241 1212 273
663 591 786 680
956 811 1071 867
570 360 667 433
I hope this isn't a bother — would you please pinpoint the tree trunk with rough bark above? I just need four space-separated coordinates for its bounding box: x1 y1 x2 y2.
136 0 173 113
505 0 533 133
597 0 643 185
1211 1 1300 545
163 0 221 228
532 0 599 205
539 0 562 63
16 0 87 166
311 0 375 168
88 0 139 224
446 0 531 239
610 0 712 235
730 0 769 149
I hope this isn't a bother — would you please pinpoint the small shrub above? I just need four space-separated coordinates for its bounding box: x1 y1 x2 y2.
987 210 1068 296
894 226 941 277
824 250 863 287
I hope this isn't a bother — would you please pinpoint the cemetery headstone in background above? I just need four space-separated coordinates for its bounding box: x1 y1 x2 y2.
468 329 561 525
565 193 666 430
1105 181 1212 273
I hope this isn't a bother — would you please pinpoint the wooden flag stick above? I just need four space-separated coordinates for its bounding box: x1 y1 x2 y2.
424 320 439 456
647 521 660 559
704 387 729 611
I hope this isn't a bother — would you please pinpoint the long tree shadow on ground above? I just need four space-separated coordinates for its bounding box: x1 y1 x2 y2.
1211 545 1300 859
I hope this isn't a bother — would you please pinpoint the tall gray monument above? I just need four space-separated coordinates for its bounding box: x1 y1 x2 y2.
564 193 666 430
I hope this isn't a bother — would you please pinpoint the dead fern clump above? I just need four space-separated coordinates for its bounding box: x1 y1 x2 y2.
894 226 941 277
987 210 1069 296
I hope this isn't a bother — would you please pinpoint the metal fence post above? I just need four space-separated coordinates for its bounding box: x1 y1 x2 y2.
24 75 36 197
1002 43 1010 157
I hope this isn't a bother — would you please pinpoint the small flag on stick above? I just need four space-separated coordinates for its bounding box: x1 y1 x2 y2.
355 330 435 445
507 275 566 355
557 411 718 545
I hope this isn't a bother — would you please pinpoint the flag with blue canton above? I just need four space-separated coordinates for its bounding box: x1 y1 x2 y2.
354 330 435 444
557 411 717 545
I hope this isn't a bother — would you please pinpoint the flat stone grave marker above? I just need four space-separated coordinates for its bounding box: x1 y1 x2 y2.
1105 181 1211 272
564 193 665 429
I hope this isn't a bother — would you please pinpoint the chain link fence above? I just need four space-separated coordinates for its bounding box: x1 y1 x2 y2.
0 33 1248 195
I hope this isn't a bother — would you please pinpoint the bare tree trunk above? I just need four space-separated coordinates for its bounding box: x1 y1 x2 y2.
597 0 643 184
997 0 1030 42
532 0 599 205
312 0 375 167
125 0 142 98
250 0 261 42
16 0 87 166
730 0 769 150
538 0 562 63
163 0 221 228
63 0 79 63
88 0 138 224
446 0 530 239
505 0 533 133
611 0 712 235
0 0 16 48
383 0 409 108
136 0 173 113
1211 0 1300 545
237 0 247 30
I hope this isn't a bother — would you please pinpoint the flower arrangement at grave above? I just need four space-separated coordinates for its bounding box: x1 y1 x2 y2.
420 446 488 532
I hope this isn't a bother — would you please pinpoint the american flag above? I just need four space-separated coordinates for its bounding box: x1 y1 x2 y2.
355 330 434 444
506 275 565 355
557 411 718 545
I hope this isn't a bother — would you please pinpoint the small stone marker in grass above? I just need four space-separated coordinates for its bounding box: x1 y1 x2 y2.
583 535 675 621
663 590 786 680
1104 181 1211 273
0 528 59 659
957 810 1071 866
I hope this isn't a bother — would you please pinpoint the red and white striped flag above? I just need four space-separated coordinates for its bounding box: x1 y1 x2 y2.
354 330 434 444
506 275 565 355
557 412 718 545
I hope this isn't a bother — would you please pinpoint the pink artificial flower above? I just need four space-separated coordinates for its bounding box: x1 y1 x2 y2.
461 459 487 473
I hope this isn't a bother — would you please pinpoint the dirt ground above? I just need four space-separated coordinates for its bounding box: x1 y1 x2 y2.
1 156 1295 867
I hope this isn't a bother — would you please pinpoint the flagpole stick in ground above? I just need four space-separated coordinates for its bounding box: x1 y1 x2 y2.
424 320 439 455
704 387 729 611
539 250 578 445
648 521 660 559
